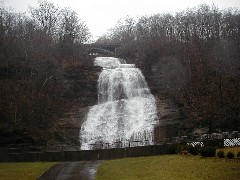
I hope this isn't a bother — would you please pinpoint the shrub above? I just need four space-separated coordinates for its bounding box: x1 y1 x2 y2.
226 152 235 159
179 150 188 155
217 150 225 158
176 142 188 154
168 143 178 154
168 142 188 154
237 152 240 159
200 146 216 157
188 145 198 155
203 139 223 148
187 144 203 155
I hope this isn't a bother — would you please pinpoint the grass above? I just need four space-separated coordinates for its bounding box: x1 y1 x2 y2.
0 162 55 180
96 155 240 180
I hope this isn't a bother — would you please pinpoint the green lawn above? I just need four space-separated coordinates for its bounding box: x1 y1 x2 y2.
96 155 240 180
0 162 55 180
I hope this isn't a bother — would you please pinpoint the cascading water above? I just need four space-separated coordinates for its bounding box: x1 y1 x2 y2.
80 57 158 150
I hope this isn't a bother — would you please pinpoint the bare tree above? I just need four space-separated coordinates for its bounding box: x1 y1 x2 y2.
29 0 59 36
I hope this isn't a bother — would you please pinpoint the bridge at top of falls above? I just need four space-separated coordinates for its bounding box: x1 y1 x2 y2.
84 43 121 56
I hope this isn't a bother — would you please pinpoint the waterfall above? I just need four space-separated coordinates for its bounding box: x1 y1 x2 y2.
80 57 158 150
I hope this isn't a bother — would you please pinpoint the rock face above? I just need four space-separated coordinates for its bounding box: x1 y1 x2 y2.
154 91 182 143
62 66 101 106
145 75 183 143
53 65 101 149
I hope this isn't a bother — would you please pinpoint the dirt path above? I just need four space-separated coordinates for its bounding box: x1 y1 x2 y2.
38 161 102 180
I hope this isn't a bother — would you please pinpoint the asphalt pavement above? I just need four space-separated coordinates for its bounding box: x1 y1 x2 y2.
38 161 102 180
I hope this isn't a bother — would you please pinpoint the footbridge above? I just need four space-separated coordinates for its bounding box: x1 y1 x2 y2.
84 43 121 56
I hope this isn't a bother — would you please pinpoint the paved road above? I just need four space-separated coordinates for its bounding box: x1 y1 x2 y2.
38 161 102 180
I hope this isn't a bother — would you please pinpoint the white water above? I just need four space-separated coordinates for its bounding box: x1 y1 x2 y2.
80 57 158 150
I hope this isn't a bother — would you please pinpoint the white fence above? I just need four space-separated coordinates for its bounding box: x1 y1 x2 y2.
187 142 204 147
224 138 240 147
187 138 240 147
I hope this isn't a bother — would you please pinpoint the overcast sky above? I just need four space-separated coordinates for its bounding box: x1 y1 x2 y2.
2 0 240 41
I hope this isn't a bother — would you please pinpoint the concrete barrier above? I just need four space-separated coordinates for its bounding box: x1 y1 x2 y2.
0 144 170 162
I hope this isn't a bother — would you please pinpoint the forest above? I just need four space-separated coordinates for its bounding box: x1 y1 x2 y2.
99 4 240 134
0 1 239 145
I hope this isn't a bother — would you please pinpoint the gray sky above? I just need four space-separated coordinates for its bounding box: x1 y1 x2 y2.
2 0 240 41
